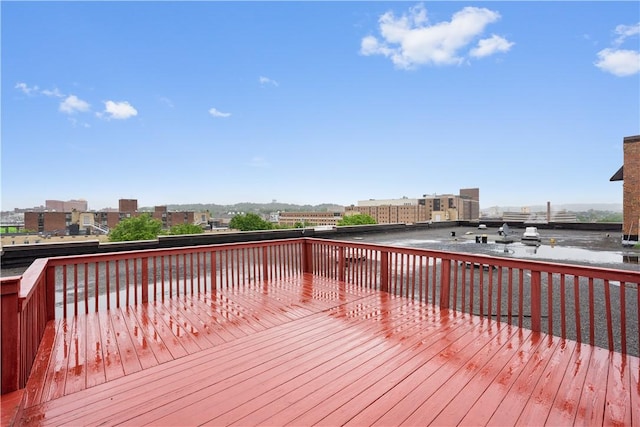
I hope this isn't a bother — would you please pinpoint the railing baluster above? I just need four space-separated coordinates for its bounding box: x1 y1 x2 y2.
488 265 493 320
461 263 467 313
133 258 138 306
604 279 613 351
574 275 581 344
560 274 566 338
479 264 485 318
588 277 595 346
125 259 131 307
507 268 512 323
74 264 78 317
84 263 89 314
547 272 553 335
431 257 436 305
518 269 524 329
620 281 627 355
469 265 475 317
496 266 502 323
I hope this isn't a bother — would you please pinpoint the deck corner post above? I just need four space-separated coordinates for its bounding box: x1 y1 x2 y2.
440 259 451 309
380 250 389 293
1 277 21 394
141 258 149 304
531 270 542 332
45 264 56 320
301 239 313 274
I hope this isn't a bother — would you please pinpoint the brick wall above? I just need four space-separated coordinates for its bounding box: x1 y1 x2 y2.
623 135 640 240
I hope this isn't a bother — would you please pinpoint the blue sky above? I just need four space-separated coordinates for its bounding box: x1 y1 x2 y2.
2 1 639 211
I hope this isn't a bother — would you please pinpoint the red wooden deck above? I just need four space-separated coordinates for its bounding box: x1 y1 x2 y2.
10 273 640 426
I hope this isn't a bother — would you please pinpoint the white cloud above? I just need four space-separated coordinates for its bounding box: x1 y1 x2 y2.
595 48 640 77
595 23 640 76
259 76 279 87
42 88 64 98
59 95 91 114
68 117 91 128
99 100 138 120
159 96 174 108
613 23 640 46
15 82 39 95
209 107 231 118
360 3 512 69
470 34 514 58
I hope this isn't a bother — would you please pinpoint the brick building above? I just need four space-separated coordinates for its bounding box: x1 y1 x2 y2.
153 206 209 229
118 199 138 215
24 199 208 235
610 134 640 243
24 212 69 234
345 189 480 224
277 211 343 227
45 199 88 212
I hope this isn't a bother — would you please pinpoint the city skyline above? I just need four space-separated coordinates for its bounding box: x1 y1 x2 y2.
2 2 639 212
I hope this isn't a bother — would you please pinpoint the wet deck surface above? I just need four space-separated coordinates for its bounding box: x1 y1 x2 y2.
13 274 640 426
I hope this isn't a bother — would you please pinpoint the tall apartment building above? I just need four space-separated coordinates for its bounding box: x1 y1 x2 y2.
345 189 480 224
611 134 640 243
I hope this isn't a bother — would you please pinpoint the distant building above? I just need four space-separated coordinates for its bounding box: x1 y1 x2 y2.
24 211 69 235
502 204 577 223
277 211 343 227
345 188 480 224
153 206 210 229
45 199 88 212
118 199 138 215
24 198 209 235
610 134 640 243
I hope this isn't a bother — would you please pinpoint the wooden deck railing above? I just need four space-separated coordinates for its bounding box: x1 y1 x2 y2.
2 237 639 393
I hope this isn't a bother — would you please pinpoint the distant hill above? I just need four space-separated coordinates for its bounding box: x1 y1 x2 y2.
483 203 622 214
141 202 345 217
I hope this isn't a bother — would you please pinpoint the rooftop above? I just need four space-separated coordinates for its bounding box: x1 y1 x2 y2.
2 237 639 425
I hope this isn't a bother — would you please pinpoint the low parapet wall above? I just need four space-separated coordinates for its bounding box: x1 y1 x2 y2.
0 220 619 269
2 223 455 268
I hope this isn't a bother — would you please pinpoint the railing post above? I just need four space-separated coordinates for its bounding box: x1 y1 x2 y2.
439 259 451 309
46 265 56 320
141 258 149 304
301 240 313 274
531 270 541 332
1 277 21 394
380 250 389 293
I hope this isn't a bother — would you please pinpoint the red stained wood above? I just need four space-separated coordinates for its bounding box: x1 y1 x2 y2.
14 274 639 427
574 346 611 425
96 311 125 382
84 312 106 389
22 321 57 408
62 316 86 395
0 389 24 426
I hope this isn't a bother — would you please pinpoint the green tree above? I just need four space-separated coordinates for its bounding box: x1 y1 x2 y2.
228 213 273 231
169 223 204 235
108 214 164 242
337 214 377 226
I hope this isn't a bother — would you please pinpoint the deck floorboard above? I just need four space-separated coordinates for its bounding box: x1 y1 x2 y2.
13 273 639 426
